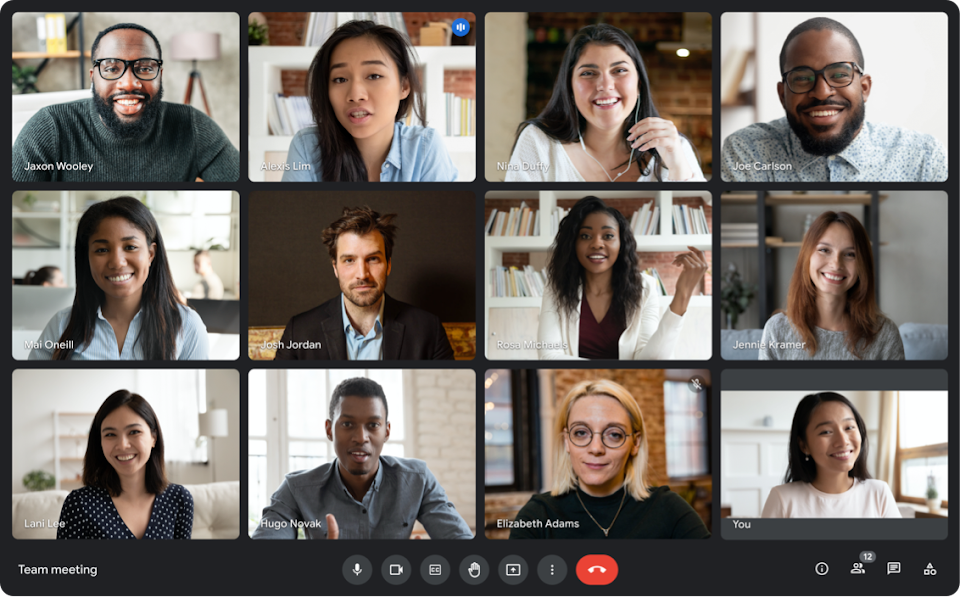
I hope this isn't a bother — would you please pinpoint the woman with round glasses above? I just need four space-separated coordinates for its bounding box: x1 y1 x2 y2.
508 380 709 539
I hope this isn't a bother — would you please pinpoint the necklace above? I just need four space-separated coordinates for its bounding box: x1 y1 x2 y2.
578 130 634 183
575 485 627 538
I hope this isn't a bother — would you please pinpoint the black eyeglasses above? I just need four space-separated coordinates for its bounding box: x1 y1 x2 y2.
565 425 638 449
93 58 163 81
781 61 863 94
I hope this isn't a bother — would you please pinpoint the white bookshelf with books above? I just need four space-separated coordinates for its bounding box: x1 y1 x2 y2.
485 190 713 359
249 13 476 181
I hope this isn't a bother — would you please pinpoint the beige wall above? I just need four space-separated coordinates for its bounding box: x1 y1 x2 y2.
12 12 240 149
484 12 527 182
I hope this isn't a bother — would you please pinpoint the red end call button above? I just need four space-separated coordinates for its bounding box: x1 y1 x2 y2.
576 555 618 585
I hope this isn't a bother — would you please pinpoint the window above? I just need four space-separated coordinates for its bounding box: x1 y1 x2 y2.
247 369 408 532
664 380 710 478
896 391 948 506
483 369 539 491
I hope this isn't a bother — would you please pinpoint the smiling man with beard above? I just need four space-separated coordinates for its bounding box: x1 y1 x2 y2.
721 17 947 182
12 23 238 182
274 206 454 360
252 377 472 540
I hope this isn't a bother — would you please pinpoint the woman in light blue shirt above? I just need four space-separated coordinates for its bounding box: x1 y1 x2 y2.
29 197 208 360
281 20 457 182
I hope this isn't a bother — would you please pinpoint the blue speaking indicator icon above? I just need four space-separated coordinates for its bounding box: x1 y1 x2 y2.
452 18 470 37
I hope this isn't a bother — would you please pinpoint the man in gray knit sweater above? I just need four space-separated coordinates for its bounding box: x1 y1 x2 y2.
12 23 239 183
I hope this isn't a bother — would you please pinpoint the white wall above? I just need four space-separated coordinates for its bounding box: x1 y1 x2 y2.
720 390 880 517
12 369 239 493
720 13 948 147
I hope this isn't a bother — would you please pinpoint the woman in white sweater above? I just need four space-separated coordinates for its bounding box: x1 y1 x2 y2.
537 196 707 360
761 392 900 518
506 24 704 183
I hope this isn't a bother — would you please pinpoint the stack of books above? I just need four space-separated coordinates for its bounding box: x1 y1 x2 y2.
39 14 67 54
444 94 476 137
721 223 760 246
267 95 312 136
486 202 540 237
672 204 710 235
642 268 668 296
630 203 660 236
490 265 546 298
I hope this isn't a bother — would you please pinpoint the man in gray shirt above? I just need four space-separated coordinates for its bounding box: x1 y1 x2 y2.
251 377 472 539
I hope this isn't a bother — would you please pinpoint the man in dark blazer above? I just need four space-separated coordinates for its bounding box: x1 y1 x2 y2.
274 207 454 360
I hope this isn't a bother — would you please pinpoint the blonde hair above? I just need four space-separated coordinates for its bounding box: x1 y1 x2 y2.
552 379 650 501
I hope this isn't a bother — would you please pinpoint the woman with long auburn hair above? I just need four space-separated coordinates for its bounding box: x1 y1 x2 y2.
508 379 709 538
759 211 903 360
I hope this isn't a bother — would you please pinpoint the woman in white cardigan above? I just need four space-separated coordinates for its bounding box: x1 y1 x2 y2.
537 196 707 360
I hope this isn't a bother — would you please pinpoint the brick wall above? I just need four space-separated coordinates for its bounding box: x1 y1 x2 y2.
263 13 476 100
550 368 668 486
411 369 476 533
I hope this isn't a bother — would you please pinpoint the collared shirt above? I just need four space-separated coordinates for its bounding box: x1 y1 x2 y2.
27 303 209 360
281 122 459 182
250 456 473 540
341 294 385 361
721 118 948 182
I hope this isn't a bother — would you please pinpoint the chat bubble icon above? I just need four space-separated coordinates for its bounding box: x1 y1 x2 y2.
887 562 901 575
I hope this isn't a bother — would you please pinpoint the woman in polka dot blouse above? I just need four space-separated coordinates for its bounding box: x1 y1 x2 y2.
57 390 193 539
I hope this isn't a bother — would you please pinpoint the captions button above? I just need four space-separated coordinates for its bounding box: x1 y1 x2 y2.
420 555 450 586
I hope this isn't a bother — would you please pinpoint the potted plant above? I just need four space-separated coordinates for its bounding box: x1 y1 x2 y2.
12 64 39 94
249 21 269 46
926 474 940 513
720 263 757 329
22 470 55 492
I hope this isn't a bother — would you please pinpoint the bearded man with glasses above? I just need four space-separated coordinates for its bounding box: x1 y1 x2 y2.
721 17 946 182
13 22 238 182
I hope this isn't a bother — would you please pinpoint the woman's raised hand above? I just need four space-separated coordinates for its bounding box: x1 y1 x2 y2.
627 117 694 181
669 246 709 316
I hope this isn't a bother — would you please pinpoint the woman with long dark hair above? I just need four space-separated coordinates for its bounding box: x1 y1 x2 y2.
537 196 707 359
506 24 703 182
510 380 709 538
761 392 899 518
759 211 903 360
28 197 208 360
281 20 457 182
57 390 194 539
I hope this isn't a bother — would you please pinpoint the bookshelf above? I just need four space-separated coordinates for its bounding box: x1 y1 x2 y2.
53 411 95 490
485 190 713 360
11 13 87 90
719 191 885 327
248 15 476 182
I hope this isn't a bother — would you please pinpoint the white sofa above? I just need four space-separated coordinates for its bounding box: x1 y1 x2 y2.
12 88 90 145
12 481 240 539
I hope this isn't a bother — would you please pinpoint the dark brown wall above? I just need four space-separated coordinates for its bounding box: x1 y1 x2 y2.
248 191 476 326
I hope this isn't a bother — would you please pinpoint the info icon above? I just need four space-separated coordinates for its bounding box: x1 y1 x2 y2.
452 18 470 37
